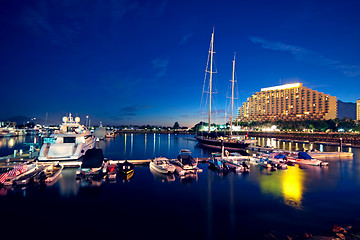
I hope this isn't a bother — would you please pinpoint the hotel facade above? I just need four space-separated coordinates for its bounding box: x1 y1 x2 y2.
357 99 360 121
237 83 337 122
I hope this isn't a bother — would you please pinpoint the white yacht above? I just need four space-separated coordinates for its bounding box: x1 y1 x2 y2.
38 114 95 165
149 157 176 174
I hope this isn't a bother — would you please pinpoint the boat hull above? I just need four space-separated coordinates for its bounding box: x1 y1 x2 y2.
196 136 250 152
38 141 95 163
149 162 172 174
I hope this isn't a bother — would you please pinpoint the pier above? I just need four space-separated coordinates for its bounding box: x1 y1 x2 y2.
108 157 209 165
247 131 360 147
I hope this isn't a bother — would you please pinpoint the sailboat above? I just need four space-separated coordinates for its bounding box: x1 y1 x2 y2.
196 30 250 153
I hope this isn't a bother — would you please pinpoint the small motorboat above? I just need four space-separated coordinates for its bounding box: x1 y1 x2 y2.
221 151 251 173
3 163 38 186
257 158 271 168
267 153 288 170
149 157 176 174
36 163 64 184
106 163 117 181
288 151 329 167
13 165 47 186
208 157 230 172
256 157 277 171
76 148 108 180
117 160 134 180
171 149 198 170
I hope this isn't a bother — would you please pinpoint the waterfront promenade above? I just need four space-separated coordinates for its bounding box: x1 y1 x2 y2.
116 129 360 147
248 131 360 147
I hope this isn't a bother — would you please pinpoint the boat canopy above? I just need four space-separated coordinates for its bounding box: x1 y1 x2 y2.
298 151 313 160
274 153 287 160
178 154 196 166
81 148 104 168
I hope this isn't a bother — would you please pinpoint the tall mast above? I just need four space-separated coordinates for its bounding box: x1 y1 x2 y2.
208 29 215 133
230 53 236 136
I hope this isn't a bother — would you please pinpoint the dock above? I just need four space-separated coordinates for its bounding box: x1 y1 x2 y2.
307 151 353 160
108 157 209 165
248 131 360 148
0 150 39 165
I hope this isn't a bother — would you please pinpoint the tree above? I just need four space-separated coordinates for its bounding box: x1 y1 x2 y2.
173 122 180 129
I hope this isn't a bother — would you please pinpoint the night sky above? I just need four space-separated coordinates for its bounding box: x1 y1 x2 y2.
1 0 360 127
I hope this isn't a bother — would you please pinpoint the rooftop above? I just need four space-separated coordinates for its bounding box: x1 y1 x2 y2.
261 83 303 92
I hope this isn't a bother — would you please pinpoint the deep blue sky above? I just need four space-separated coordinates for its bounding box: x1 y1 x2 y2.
1 0 360 127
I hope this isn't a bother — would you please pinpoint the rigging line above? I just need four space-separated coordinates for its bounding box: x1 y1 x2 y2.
235 64 242 117
200 37 212 111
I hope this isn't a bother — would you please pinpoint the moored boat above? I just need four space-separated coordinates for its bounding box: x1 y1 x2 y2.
196 135 250 153
117 160 134 180
38 113 95 165
257 158 273 169
266 153 288 170
171 149 198 170
76 148 109 181
1 163 38 186
149 157 176 174
106 164 117 181
13 165 47 186
41 164 64 183
208 156 229 172
287 151 329 166
196 31 250 153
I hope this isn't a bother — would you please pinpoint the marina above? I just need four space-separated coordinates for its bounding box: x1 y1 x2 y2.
2 1 360 239
0 133 360 239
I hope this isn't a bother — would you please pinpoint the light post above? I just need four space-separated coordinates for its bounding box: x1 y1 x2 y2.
339 137 343 152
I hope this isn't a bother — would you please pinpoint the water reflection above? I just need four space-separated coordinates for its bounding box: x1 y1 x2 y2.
259 165 305 209
149 167 175 182
144 133 147 153
168 133 171 154
282 165 305 208
8 138 15 148
58 169 80 197
130 133 133 157
124 133 127 155
0 136 37 156
153 133 156 155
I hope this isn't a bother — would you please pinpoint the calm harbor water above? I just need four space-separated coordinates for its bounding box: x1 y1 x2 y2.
1 133 360 239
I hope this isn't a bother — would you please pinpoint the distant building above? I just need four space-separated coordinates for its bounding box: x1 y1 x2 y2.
357 99 360 121
237 83 337 122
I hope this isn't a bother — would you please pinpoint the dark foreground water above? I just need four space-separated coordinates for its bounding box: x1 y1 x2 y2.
1 134 360 239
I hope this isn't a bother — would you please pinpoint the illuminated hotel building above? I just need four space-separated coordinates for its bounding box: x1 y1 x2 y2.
237 83 337 122
357 99 360 121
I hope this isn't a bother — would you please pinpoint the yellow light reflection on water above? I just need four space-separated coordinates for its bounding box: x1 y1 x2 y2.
124 133 127 154
259 165 305 209
8 139 15 148
282 165 304 209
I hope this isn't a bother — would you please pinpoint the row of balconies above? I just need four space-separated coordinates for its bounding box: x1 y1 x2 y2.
239 112 328 122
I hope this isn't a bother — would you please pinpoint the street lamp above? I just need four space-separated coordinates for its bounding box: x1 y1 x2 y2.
339 137 343 152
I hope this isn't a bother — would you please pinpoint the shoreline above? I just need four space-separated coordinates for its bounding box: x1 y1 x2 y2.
115 130 360 148
248 131 360 148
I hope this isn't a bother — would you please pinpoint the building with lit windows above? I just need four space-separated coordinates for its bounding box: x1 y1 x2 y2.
237 83 337 122
357 99 360 121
